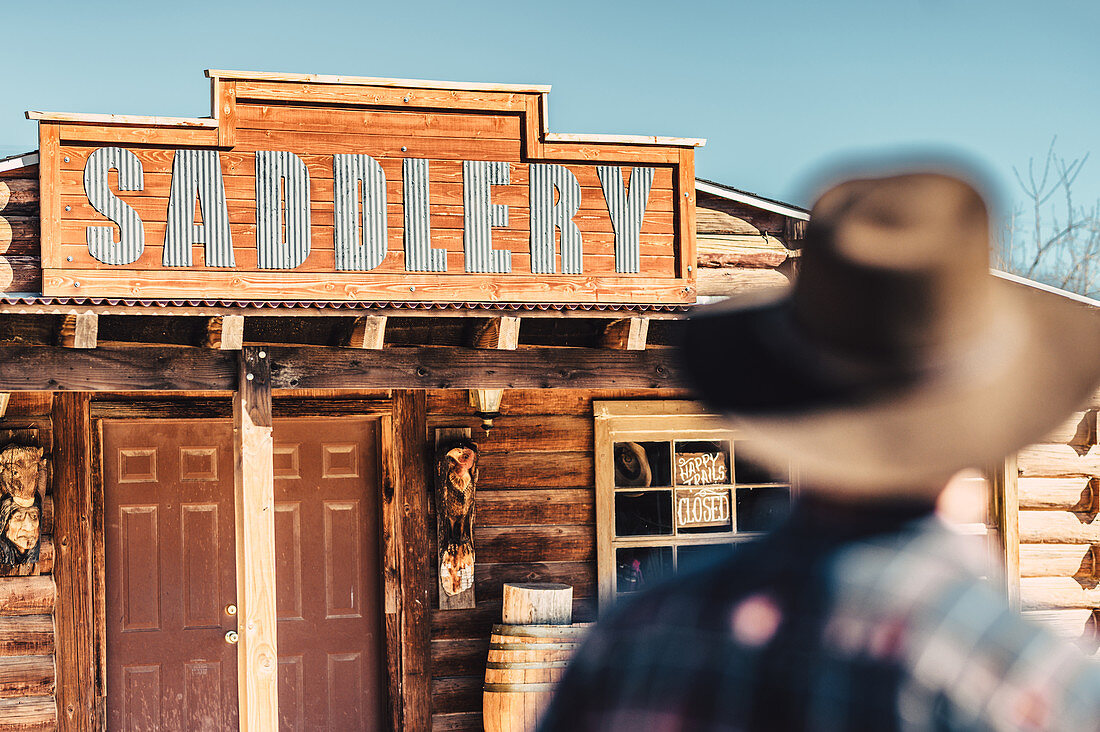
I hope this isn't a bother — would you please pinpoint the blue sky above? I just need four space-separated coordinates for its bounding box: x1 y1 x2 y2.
1 0 1096 212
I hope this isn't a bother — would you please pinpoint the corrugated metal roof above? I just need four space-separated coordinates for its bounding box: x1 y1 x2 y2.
0 294 689 313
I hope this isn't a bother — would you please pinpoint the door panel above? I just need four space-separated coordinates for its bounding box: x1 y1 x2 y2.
104 416 386 731
274 418 385 731
105 420 238 732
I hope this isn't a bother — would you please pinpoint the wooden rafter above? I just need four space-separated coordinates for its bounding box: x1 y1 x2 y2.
58 312 97 349
601 317 649 350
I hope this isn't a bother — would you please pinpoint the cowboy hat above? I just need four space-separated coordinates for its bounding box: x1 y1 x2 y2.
678 168 1100 495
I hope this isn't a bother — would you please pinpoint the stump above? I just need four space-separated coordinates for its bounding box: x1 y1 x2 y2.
502 583 572 626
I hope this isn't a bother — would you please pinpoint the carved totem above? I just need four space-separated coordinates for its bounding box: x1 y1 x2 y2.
0 445 47 566
435 438 479 597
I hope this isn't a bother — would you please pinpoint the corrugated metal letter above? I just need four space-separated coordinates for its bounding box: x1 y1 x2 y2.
403 158 446 272
333 154 387 271
462 160 511 274
255 150 311 269
163 150 235 267
597 166 654 274
83 147 145 265
529 164 583 274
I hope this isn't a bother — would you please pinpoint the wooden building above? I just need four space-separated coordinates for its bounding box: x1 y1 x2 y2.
0 68 1089 732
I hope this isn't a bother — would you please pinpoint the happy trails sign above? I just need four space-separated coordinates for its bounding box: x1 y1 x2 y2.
31 70 702 303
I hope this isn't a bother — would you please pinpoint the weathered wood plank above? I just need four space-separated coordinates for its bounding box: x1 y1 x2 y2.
475 525 593 564
0 655 54 698
1018 477 1095 511
0 577 54 617
205 315 245 350
1020 577 1100 610
427 388 688 416
432 676 482 714
234 347 279 731
1017 444 1100 478
1019 544 1094 578
475 452 593 490
431 638 490 677
426 416 592 454
0 346 236 391
476 490 594 527
0 616 53 657
0 694 56 731
1019 510 1100 544
696 266 789 297
51 392 93 731
431 711 483 732
1043 411 1094 445
431 597 597 641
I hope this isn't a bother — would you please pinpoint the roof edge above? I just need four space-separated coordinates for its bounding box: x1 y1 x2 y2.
205 69 552 94
0 152 39 172
695 178 810 221
992 270 1100 308
26 111 217 128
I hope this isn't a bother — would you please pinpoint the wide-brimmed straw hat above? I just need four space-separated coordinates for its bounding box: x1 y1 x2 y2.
679 169 1100 495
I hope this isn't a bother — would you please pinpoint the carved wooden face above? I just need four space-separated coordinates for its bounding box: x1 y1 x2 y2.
5 504 39 552
0 447 43 507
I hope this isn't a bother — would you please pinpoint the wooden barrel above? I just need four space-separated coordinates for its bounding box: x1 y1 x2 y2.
483 624 592 732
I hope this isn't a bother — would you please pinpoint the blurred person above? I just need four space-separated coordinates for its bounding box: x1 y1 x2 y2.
540 169 1100 731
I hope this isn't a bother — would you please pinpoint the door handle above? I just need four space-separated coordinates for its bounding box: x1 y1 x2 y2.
225 630 239 644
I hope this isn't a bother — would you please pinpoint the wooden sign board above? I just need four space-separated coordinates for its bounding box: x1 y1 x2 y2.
675 451 727 486
674 486 730 529
32 70 702 304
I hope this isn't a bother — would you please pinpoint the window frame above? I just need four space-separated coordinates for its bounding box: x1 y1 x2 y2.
594 400 796 611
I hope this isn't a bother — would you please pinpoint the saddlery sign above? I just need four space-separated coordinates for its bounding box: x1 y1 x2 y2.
34 70 703 304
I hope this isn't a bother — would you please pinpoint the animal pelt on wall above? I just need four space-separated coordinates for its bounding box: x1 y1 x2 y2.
435 437 479 596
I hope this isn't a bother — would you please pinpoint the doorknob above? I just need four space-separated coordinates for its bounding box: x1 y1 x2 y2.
225 630 239 644
225 604 237 616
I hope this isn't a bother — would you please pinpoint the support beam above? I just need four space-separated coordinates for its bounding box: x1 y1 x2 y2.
346 315 387 350
601 317 649 350
472 316 520 350
58 313 98 349
0 345 686 391
205 315 245 350
233 347 278 730
0 393 9 419
51 392 94 731
392 391 432 730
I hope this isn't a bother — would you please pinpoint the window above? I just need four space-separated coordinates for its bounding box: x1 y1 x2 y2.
595 401 794 609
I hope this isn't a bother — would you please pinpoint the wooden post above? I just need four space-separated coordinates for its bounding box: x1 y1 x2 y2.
52 392 94 731
391 390 431 732
472 316 520 350
991 454 1021 609
234 347 278 730
0 393 9 419
347 316 387 350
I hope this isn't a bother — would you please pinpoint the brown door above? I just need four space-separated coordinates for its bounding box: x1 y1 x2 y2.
104 417 386 731
104 419 239 731
273 418 386 731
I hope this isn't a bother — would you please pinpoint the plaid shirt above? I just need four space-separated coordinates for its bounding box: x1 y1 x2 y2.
540 506 1100 731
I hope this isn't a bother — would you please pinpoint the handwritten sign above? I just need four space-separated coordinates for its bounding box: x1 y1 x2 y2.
676 452 727 486
675 486 731 529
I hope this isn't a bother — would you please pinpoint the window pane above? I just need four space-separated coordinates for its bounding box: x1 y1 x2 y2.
615 490 673 536
677 542 735 573
614 441 671 488
674 440 731 486
616 546 673 594
733 441 789 484
675 486 733 533
736 486 791 532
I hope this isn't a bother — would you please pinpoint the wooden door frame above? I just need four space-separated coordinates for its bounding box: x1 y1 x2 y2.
55 390 432 732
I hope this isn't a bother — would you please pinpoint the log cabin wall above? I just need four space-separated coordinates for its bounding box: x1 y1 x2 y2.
0 392 57 732
694 189 804 299
425 388 684 732
1016 400 1100 653
0 163 42 295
